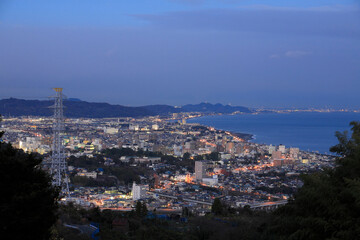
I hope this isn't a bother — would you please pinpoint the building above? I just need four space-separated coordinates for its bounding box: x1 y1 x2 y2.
76 171 97 179
278 145 286 154
104 127 118 134
173 145 183 157
268 145 276 154
132 182 148 200
290 147 300 159
202 175 218 186
272 151 283 160
19 137 41 152
225 142 234 153
129 124 139 131
195 161 206 180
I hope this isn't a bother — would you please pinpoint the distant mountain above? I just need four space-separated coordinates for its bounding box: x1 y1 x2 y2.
142 105 181 115
180 102 252 114
67 98 82 102
0 98 252 118
0 98 151 118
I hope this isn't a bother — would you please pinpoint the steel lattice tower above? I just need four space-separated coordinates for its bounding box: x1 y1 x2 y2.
50 88 69 196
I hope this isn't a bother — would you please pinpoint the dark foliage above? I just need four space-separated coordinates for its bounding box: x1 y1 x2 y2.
0 142 59 239
267 121 360 240
211 198 223 215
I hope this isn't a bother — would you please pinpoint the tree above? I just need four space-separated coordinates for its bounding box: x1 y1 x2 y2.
183 152 191 161
208 152 220 161
135 201 143 217
267 121 360 240
135 201 148 218
182 207 190 217
141 202 148 217
211 198 223 215
0 118 60 239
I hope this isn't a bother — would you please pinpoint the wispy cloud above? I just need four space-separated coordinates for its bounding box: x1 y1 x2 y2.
134 7 360 38
237 4 359 12
269 54 280 59
167 0 204 5
285 50 313 58
269 51 313 59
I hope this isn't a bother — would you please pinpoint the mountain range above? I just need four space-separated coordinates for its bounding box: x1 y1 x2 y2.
0 98 252 118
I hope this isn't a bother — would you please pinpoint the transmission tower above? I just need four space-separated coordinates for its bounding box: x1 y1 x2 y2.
50 88 69 196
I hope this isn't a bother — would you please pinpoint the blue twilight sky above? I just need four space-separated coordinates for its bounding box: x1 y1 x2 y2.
0 0 360 108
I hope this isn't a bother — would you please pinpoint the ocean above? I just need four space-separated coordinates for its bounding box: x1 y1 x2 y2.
187 112 360 154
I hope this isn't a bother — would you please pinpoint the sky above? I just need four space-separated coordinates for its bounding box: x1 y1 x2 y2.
0 0 359 108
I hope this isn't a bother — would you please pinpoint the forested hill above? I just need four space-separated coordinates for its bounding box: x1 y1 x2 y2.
0 98 252 118
181 102 252 114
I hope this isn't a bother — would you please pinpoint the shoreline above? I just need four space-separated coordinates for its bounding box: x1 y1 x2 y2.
187 112 360 154
229 131 253 141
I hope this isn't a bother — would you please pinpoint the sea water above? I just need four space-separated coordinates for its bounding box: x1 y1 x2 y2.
187 112 360 154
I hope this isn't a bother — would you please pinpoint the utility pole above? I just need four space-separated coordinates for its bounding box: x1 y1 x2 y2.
50 88 69 197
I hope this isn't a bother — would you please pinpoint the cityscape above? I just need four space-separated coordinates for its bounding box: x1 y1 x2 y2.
1 0 360 239
1 90 336 214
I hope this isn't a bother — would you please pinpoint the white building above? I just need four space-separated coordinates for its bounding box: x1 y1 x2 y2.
173 145 183 157
278 144 286 154
19 137 42 153
202 175 218 186
132 182 148 200
129 125 139 131
268 145 276 154
104 127 118 134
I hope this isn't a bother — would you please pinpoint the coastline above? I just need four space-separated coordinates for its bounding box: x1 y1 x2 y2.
187 112 360 154
228 131 253 141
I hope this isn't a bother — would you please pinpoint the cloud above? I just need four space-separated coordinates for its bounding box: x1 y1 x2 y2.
269 51 313 59
285 51 313 58
167 0 204 4
237 4 359 12
133 6 360 38
269 54 280 59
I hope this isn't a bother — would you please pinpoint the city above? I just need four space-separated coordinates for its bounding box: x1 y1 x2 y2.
1 0 359 239
1 105 336 214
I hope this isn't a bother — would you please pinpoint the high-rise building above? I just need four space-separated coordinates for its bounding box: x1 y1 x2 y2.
268 144 276 154
278 144 286 154
195 161 206 180
132 182 148 200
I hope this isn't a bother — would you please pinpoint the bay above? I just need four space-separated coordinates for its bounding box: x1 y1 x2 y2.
187 112 360 154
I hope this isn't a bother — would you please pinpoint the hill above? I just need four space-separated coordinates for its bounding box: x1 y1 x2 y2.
181 102 252 114
0 98 252 118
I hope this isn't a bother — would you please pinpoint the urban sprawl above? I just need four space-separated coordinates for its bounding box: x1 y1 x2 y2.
1 113 336 214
